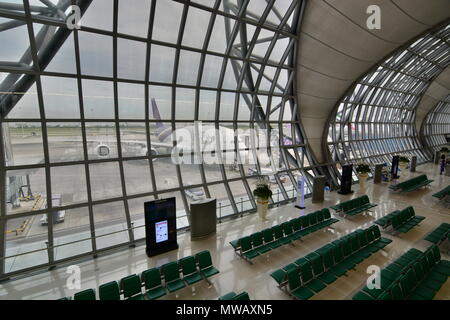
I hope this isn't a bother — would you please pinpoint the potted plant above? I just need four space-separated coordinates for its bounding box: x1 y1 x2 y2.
355 163 371 187
398 156 410 170
253 179 272 221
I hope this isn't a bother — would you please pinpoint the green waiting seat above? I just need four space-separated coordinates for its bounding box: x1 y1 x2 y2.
305 252 337 285
73 288 96 300
99 281 121 300
179 256 203 285
390 174 433 193
232 292 250 300
424 223 450 245
121 274 144 300
373 210 400 229
162 262 186 293
353 245 450 300
331 195 377 217
297 259 327 294
219 291 237 300
196 250 220 280
239 236 260 261
142 268 166 300
272 226 392 297
251 231 271 254
233 209 339 264
286 268 314 300
432 185 450 200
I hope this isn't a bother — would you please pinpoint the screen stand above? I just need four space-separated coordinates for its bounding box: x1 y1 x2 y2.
146 243 179 257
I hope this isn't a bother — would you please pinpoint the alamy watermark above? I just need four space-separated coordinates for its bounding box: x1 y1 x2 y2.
66 265 81 290
366 265 381 290
366 5 381 30
170 121 282 168
66 5 81 30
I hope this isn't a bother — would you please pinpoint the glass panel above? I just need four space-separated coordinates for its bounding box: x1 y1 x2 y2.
152 0 184 44
93 201 129 250
149 85 172 120
80 0 113 31
118 82 145 119
45 33 77 74
7 123 44 166
208 183 234 218
201 54 223 88
79 32 113 77
175 89 195 120
118 0 152 38
50 165 87 207
152 157 179 191
53 207 92 261
120 122 147 158
177 49 201 85
41 76 80 119
182 6 210 49
228 180 253 211
0 18 30 62
5 215 48 273
89 162 123 201
149 45 176 83
208 15 228 54
47 123 84 163
5 167 46 215
117 38 147 81
6 83 41 119
82 79 115 119
127 195 154 240
123 160 153 195
198 90 216 121
85 123 118 160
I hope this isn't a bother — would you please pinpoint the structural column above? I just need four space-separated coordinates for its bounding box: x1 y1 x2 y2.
373 164 383 184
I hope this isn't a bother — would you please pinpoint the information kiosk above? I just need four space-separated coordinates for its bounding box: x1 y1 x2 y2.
144 197 178 257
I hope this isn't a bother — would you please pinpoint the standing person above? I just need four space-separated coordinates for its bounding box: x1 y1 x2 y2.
440 154 446 175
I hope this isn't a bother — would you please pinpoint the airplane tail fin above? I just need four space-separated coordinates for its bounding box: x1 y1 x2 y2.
151 98 171 142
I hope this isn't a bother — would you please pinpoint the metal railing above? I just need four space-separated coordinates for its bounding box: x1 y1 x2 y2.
0 185 307 280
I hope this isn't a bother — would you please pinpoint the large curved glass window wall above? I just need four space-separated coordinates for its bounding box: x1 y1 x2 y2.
0 0 316 277
423 94 450 151
326 22 450 181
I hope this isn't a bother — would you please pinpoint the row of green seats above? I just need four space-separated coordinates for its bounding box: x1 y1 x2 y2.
270 225 392 299
374 206 425 233
389 174 433 192
391 206 425 233
218 291 250 300
424 223 450 245
331 195 377 217
373 210 400 229
432 185 450 200
229 208 339 262
353 245 450 300
59 250 219 300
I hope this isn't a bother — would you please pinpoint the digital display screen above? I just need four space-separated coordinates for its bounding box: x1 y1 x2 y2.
144 198 178 257
155 220 168 243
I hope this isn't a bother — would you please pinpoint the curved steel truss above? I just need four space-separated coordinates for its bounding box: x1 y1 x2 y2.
325 21 450 180
422 94 450 151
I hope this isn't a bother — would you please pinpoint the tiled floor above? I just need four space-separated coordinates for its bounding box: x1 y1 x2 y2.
0 162 449 300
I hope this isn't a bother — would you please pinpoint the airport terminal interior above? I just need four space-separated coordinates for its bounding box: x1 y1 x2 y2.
0 0 449 301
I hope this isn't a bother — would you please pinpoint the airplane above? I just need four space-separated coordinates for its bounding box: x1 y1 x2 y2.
77 98 256 166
